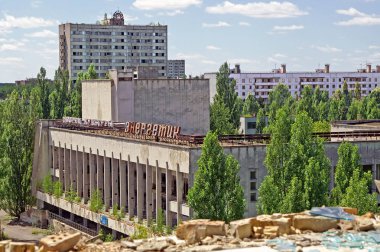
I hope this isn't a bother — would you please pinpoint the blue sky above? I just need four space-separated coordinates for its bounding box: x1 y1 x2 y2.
0 0 380 82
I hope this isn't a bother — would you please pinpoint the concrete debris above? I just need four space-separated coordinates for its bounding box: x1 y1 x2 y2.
293 215 338 232
39 232 81 252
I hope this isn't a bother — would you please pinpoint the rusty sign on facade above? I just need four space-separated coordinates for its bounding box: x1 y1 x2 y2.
126 122 181 139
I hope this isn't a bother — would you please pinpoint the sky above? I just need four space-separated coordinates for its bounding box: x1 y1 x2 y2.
0 0 380 82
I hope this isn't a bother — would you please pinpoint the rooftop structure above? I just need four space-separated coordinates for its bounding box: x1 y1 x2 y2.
59 11 168 81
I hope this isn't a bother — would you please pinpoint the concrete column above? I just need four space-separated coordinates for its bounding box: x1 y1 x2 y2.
77 146 83 198
176 164 183 224
127 156 135 217
58 209 62 216
70 213 74 221
119 156 127 209
166 162 172 227
83 147 89 202
83 218 88 227
136 157 144 221
155 160 162 221
70 145 77 190
111 153 119 208
51 141 56 177
104 153 111 210
146 159 153 223
64 144 70 191
58 142 64 187
89 149 96 196
96 150 104 200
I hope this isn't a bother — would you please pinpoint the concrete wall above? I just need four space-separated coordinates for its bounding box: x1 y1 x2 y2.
82 80 113 121
204 73 217 103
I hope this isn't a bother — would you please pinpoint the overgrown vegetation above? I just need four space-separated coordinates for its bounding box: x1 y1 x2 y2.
188 132 246 223
89 189 103 213
130 224 149 240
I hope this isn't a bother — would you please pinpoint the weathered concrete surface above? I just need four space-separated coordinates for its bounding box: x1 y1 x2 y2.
39 232 81 252
293 215 338 232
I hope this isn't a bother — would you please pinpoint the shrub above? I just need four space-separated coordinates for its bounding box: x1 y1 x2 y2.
53 181 63 198
65 185 78 203
89 189 103 213
42 175 54 194
130 224 149 240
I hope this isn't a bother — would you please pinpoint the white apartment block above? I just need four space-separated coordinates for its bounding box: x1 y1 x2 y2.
59 11 168 81
167 60 185 78
232 64 380 101
205 64 380 103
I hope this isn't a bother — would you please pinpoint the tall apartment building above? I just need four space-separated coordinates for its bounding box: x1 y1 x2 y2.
167 60 185 78
59 11 168 81
205 64 380 103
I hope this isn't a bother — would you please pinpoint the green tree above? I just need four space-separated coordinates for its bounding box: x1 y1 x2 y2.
50 68 69 119
257 176 281 214
281 176 304 213
268 84 293 123
0 90 36 218
256 108 266 134
354 82 361 100
242 93 259 116
210 100 235 134
331 142 361 205
187 132 245 223
297 85 316 120
312 121 331 133
213 62 241 129
36 67 51 119
341 168 378 214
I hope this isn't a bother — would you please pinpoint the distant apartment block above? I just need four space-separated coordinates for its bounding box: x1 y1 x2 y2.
59 11 168 81
205 64 380 103
167 60 185 78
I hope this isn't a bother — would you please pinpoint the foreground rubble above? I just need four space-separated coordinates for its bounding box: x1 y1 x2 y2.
3 207 380 251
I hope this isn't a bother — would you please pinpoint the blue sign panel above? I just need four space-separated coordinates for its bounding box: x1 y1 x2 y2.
100 215 108 226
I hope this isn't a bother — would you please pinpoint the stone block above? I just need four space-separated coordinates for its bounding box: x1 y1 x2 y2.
362 212 375 219
39 232 81 252
355 216 375 231
176 220 225 245
9 242 35 252
293 215 338 232
272 217 291 235
338 220 354 231
251 215 273 228
229 218 254 239
263 226 279 239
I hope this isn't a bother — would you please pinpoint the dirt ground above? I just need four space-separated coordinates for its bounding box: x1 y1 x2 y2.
0 210 49 242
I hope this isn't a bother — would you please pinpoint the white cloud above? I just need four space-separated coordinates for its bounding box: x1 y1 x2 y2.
0 14 58 29
0 39 25 51
31 0 42 8
228 58 254 64
239 22 251 26
206 1 308 18
25 29 57 38
132 0 201 10
159 10 184 16
206 45 221 50
202 60 218 65
0 57 23 66
336 8 366 17
336 8 380 26
311 45 342 53
175 53 204 60
369 45 380 49
273 24 304 31
273 53 287 58
202 21 231 28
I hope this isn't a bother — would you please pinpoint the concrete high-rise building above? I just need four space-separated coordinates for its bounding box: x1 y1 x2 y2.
59 11 168 81
167 60 185 78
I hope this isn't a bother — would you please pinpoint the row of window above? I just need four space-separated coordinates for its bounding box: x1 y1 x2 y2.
238 83 378 91
71 31 166 37
71 44 166 51
239 77 378 84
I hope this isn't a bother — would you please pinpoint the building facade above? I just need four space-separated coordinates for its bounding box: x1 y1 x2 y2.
59 11 168 81
82 69 210 135
32 119 380 237
205 64 380 103
167 60 185 78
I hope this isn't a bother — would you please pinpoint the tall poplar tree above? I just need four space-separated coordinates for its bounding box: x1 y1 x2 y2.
187 132 245 223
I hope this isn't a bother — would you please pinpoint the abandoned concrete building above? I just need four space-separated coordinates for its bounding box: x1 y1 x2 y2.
31 70 380 237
